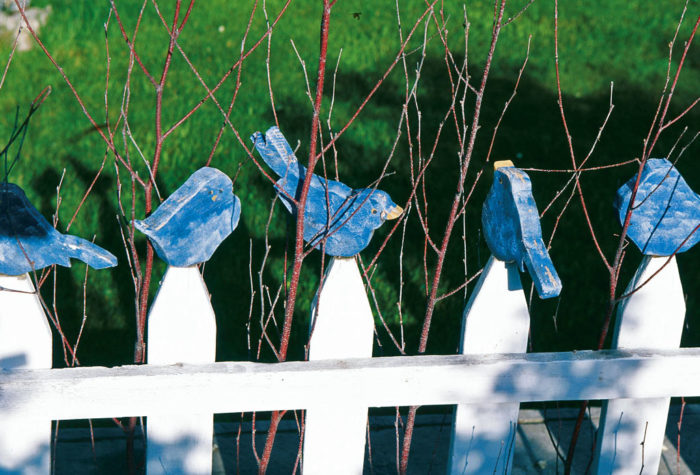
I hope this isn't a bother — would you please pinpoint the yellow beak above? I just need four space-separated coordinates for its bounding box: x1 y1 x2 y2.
494 159 514 170
385 205 403 220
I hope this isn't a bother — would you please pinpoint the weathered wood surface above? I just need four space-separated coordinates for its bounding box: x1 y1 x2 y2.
146 266 217 474
594 256 686 474
133 167 240 267
251 126 403 257
2 349 700 422
303 257 375 474
0 273 52 474
482 164 562 299
615 158 700 256
449 257 531 474
0 183 117 275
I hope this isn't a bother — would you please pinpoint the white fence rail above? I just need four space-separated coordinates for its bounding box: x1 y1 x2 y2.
0 255 693 474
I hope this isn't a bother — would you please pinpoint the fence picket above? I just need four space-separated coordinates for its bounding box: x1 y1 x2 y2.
448 256 530 474
302 257 375 474
146 266 217 474
0 273 52 474
593 256 685 474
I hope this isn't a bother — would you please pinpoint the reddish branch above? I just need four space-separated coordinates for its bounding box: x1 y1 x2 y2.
561 4 699 472
419 0 506 355
400 1 509 471
257 2 334 472
163 0 294 139
281 0 333 361
17 0 295 365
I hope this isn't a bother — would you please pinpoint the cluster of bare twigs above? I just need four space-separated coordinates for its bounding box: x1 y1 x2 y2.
4 0 698 472
554 1 699 471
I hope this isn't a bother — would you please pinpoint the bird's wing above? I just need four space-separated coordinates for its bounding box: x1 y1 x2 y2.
500 168 544 245
62 234 117 269
274 167 354 214
321 176 353 196
522 240 562 299
275 178 296 214
512 180 562 299
302 190 350 248
498 167 562 299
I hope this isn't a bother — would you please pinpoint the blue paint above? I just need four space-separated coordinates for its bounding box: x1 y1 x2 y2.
0 182 117 275
615 158 700 256
251 126 403 257
134 167 241 267
482 165 562 299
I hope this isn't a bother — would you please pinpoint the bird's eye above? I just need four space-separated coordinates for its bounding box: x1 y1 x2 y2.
498 177 503 184
209 190 214 194
371 208 377 214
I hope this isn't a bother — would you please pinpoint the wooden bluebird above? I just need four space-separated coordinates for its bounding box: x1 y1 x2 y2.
0 182 117 275
482 160 562 299
134 167 241 267
615 158 700 256
251 126 403 257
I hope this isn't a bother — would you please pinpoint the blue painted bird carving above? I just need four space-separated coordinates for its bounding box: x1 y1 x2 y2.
251 126 403 257
482 160 562 299
134 167 241 267
615 158 700 256
0 182 117 275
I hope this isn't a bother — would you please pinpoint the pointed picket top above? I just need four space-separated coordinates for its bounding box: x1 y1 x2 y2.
135 167 241 267
303 257 374 474
448 256 530 474
307 257 375 359
0 273 52 472
0 182 117 275
147 266 217 365
146 265 217 474
594 256 685 474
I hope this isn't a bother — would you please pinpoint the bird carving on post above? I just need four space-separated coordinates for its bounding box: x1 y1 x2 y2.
0 182 117 275
251 126 403 257
481 160 562 299
134 167 241 267
615 158 700 256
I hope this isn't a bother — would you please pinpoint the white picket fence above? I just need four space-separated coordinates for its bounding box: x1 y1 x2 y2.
0 254 696 474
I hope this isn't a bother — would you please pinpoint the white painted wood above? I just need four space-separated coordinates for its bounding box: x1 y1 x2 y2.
303 257 374 475
1 349 700 420
146 266 217 475
448 256 530 474
306 258 375 361
594 256 686 475
0 273 52 474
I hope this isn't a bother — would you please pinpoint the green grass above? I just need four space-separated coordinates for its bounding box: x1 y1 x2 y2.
0 0 697 365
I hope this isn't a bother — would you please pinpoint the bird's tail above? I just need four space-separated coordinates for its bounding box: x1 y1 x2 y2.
62 234 118 270
522 240 562 299
250 126 299 178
